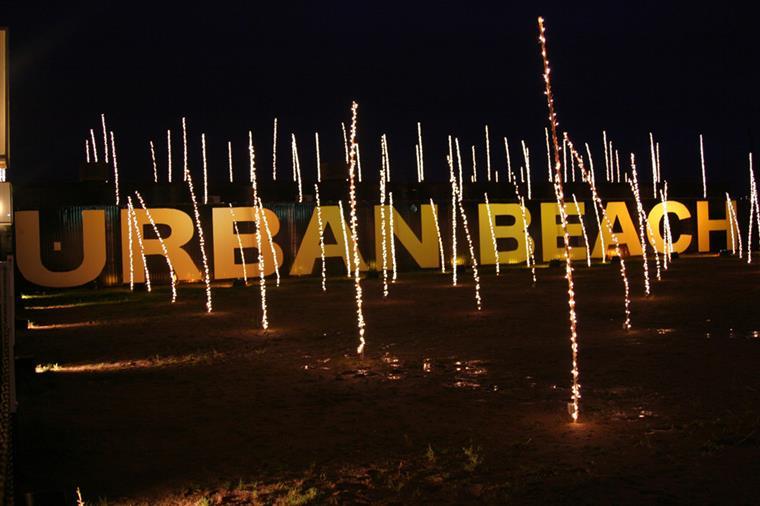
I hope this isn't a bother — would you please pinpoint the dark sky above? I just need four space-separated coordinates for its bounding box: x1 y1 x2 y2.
2 2 758 190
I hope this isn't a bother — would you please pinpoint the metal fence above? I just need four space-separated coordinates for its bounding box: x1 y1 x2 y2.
0 256 15 504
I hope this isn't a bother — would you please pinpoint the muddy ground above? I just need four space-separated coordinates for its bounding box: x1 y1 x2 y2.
13 255 760 504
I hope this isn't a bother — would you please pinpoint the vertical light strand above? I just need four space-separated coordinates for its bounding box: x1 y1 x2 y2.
314 184 327 291
449 137 458 286
228 204 248 284
101 114 109 164
126 197 135 290
381 134 391 182
726 192 742 258
700 134 707 199
346 102 366 356
415 144 422 183
184 149 213 313
110 131 120 206
455 138 464 198
128 197 151 292
603 130 609 182
484 193 500 275
228 141 234 183
539 16 582 421
85 139 91 164
660 184 672 268
379 164 389 297
565 134 631 330
470 145 477 183
389 191 397 283
725 193 736 255
584 143 596 190
522 140 532 199
628 155 651 295
315 132 321 183
254 202 269 329
167 129 172 183
272 117 278 181
417 122 425 181
338 200 352 277
505 137 513 183
182 117 188 182
545 128 552 182
291 134 303 202
258 198 280 287
615 150 621 183
341 122 349 165
150 141 158 183
572 194 591 267
135 191 176 302
356 143 363 183
90 129 99 163
201 133 208 205
509 166 536 284
454 175 482 310
485 124 492 182
430 198 446 273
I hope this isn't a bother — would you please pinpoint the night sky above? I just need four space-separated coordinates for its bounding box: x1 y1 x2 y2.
2 2 758 191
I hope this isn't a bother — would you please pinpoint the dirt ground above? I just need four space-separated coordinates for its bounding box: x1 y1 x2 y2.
13 255 760 505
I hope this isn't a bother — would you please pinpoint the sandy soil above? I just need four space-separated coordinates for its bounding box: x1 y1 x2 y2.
14 255 760 504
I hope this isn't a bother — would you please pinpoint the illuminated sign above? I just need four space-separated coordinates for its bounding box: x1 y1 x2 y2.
14 199 736 288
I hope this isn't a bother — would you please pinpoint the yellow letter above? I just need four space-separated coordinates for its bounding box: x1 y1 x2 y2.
374 204 439 269
591 202 642 258
120 208 201 282
211 206 283 279
291 205 368 276
541 202 587 262
16 210 106 287
647 200 692 254
478 203 532 264
696 200 735 252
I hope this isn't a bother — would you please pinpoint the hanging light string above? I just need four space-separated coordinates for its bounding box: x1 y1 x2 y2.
379 164 389 297
338 200 352 278
128 197 151 292
564 134 631 330
258 201 280 287
726 192 742 258
272 117 278 181
417 122 425 182
126 196 135 290
315 132 322 183
110 131 120 206
484 193 500 275
167 129 172 183
183 130 213 313
314 183 327 292
201 133 209 205
448 136 458 286
509 167 537 285
228 204 248 285
228 141 234 183
429 198 446 273
538 16 582 422
346 102 367 356
627 155 651 296
150 141 158 183
254 200 269 329
571 194 592 268
135 191 176 302
101 114 109 164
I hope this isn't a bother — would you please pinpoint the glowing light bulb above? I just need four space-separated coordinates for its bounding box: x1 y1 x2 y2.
150 141 158 183
429 198 446 273
135 191 176 302
228 204 248 284
571 194 591 268
101 113 109 164
110 131 120 206
484 192 500 275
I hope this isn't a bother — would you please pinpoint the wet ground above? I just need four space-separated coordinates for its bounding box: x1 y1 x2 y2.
14 255 760 504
